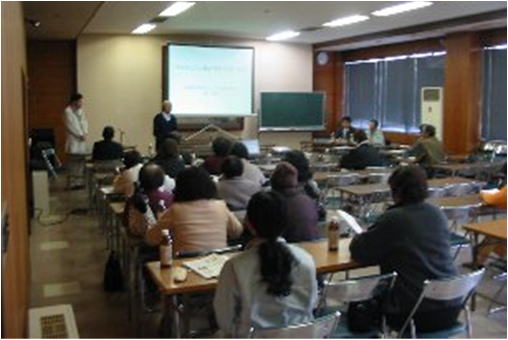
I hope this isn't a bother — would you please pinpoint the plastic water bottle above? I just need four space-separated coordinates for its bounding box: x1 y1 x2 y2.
160 229 173 268
328 217 340 252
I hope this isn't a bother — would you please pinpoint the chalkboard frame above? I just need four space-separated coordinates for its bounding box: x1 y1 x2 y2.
259 91 327 132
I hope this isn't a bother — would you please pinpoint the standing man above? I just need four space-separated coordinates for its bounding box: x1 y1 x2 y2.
153 100 178 152
64 92 88 189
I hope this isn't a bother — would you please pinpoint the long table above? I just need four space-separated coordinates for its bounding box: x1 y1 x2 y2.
434 161 504 178
146 238 359 337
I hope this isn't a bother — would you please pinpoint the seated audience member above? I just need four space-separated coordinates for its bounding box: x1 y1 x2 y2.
126 163 173 238
476 185 507 265
92 126 123 161
350 166 460 333
146 166 243 253
407 124 445 177
217 156 261 211
271 162 320 242
230 142 266 186
283 150 320 199
334 116 356 142
341 130 385 170
202 137 233 175
113 151 175 197
112 150 143 197
153 138 186 179
366 119 385 146
214 191 318 338
166 131 193 165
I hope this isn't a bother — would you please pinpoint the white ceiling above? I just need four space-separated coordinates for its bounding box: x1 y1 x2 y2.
24 1 507 46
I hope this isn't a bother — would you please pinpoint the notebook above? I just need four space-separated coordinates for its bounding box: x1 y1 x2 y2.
183 253 230 279
337 210 364 234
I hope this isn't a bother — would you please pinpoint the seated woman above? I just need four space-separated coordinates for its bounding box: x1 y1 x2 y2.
213 191 318 338
92 126 124 161
113 150 175 197
271 162 320 242
217 156 261 211
283 150 321 202
202 137 233 175
350 166 460 333
126 163 173 238
153 138 186 179
230 142 267 186
145 166 243 253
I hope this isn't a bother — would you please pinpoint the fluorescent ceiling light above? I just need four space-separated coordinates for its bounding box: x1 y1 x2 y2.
159 2 195 17
372 1 433 17
132 23 156 34
485 44 507 50
323 15 369 27
266 30 300 41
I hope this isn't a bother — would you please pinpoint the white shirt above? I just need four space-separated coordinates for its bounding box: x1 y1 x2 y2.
241 159 267 186
162 112 172 122
64 105 88 154
213 240 318 337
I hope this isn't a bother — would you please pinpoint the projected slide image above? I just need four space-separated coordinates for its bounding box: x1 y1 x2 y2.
168 45 254 116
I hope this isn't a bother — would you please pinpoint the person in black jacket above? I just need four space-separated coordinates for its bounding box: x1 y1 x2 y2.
152 138 186 179
92 126 123 161
153 100 178 151
340 130 385 170
350 166 460 333
334 116 356 142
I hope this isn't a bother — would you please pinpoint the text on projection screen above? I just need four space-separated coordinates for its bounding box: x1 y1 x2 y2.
168 45 254 116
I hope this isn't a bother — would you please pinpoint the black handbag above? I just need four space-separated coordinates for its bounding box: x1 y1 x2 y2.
347 297 382 332
103 251 124 292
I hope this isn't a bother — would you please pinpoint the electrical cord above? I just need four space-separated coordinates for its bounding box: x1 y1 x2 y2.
33 207 88 226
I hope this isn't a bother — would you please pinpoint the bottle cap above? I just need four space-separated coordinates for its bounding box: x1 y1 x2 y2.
161 229 169 236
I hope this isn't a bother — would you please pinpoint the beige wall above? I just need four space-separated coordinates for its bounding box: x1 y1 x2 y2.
77 34 313 153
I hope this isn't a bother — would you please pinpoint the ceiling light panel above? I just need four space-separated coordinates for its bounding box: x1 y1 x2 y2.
372 2 433 17
266 30 300 41
132 23 156 34
323 15 370 28
159 2 195 17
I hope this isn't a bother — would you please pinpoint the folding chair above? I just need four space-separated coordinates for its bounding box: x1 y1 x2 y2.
396 268 485 338
444 183 477 197
249 311 341 338
317 272 397 338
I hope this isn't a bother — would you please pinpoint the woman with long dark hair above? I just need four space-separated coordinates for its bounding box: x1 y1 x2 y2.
213 191 317 337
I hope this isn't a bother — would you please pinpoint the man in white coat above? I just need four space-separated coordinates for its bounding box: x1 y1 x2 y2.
64 93 88 189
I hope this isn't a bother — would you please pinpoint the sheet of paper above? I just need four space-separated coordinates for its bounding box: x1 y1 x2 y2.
337 210 364 234
182 253 229 279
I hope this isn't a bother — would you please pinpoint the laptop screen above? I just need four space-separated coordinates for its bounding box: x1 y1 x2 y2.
241 139 260 158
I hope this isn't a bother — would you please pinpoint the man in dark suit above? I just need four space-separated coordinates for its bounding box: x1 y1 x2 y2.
340 130 385 170
153 100 178 151
334 116 357 142
92 126 123 161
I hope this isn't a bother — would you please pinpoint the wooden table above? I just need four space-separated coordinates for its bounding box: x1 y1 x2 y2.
146 239 359 337
434 161 504 177
428 194 484 209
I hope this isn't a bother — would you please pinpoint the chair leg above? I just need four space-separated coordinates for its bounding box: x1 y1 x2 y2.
410 319 416 339
465 305 473 338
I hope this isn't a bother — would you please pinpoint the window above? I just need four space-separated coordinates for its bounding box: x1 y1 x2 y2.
482 45 507 141
344 52 445 133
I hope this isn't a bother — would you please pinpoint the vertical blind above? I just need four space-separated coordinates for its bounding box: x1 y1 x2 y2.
345 53 445 133
482 46 507 141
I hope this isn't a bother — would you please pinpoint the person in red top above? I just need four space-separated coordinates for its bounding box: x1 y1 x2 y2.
202 137 233 175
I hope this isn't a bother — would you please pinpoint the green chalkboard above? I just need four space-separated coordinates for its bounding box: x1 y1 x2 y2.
260 92 325 131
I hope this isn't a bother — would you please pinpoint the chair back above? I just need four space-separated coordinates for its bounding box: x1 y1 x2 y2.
94 159 123 173
427 187 446 198
421 268 485 302
320 272 397 308
175 244 242 259
441 206 472 222
249 311 340 339
326 173 360 188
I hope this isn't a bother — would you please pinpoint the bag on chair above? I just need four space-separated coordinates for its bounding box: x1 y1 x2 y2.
103 250 124 292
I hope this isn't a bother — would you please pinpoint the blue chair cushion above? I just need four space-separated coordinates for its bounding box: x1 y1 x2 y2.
416 321 466 338
316 306 381 339
450 233 470 247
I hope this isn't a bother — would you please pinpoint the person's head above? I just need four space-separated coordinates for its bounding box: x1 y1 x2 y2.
421 124 436 138
70 93 83 108
102 126 115 141
162 100 172 114
284 150 312 182
173 166 218 202
271 162 298 191
369 119 379 131
212 137 232 157
230 142 249 160
353 130 368 144
166 131 182 144
340 116 352 129
388 166 428 205
138 163 165 192
123 150 142 169
247 191 294 297
158 138 179 159
221 156 244 179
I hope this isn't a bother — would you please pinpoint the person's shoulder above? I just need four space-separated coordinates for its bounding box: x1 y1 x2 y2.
286 244 315 268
